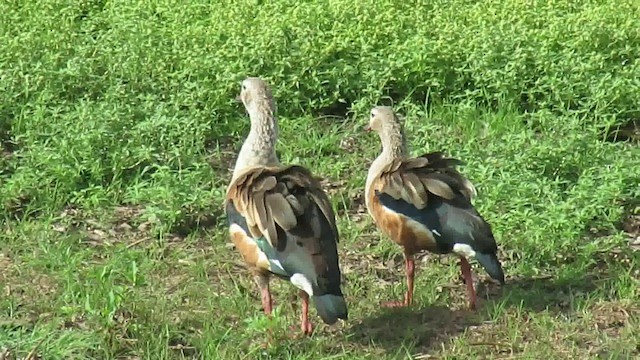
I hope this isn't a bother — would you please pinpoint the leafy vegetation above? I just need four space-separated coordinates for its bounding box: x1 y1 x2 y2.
1 0 639 359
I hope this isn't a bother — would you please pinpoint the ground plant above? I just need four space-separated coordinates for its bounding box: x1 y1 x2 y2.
1 0 639 358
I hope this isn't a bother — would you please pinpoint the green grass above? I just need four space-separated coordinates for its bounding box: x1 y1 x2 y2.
1 0 639 359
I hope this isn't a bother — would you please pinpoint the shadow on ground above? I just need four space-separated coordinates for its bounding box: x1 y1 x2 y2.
347 305 478 353
490 276 598 312
479 250 635 314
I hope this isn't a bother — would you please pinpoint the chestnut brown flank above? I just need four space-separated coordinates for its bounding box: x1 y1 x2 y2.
369 193 439 255
230 228 270 274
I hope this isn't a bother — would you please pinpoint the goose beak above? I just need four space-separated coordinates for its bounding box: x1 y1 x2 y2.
235 95 242 102
364 125 372 132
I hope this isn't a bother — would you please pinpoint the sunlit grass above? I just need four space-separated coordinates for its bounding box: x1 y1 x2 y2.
1 0 639 358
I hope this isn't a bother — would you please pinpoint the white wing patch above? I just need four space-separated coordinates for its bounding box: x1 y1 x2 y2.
379 202 479 260
270 259 285 273
290 273 314 296
453 243 477 258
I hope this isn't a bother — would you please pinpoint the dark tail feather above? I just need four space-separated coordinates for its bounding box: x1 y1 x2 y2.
312 294 348 325
475 252 505 284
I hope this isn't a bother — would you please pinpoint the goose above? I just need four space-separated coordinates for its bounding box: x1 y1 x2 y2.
364 106 505 309
224 77 348 334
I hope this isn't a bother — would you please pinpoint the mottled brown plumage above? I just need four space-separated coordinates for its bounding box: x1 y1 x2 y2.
226 164 339 278
224 77 347 336
367 152 477 254
365 106 504 309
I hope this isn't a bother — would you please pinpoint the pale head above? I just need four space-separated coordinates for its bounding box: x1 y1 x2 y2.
364 106 406 157
231 76 280 179
236 77 276 114
364 106 400 134
363 106 408 207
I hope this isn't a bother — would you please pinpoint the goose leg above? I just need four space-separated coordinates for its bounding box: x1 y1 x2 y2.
459 257 477 310
299 290 313 335
255 274 275 348
382 252 415 307
254 274 272 315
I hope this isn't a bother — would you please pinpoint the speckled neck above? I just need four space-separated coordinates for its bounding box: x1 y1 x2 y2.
365 124 408 210
232 101 280 180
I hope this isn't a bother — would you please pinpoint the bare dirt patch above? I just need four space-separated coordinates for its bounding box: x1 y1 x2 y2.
589 302 638 336
205 135 237 175
50 206 153 249
0 253 60 331
1 149 12 160
0 252 14 287
1 253 58 300
622 213 640 251
604 119 640 143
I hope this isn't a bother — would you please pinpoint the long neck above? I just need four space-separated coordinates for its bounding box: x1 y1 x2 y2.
232 103 280 179
365 126 408 200
380 125 407 160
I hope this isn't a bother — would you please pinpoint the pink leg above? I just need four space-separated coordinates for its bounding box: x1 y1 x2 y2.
382 253 415 308
255 274 272 315
255 274 274 348
261 287 273 315
459 257 477 310
406 255 415 306
299 290 313 335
